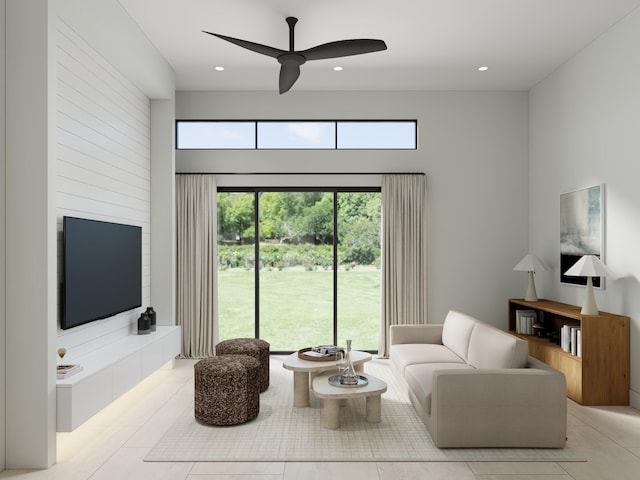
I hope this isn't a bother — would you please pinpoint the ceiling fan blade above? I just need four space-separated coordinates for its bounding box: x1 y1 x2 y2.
301 39 387 61
279 59 301 94
203 31 285 58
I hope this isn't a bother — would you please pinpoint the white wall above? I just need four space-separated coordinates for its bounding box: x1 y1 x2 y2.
0 0 6 472
5 0 57 468
55 0 173 100
176 90 530 327
530 7 640 408
150 100 176 326
54 17 152 359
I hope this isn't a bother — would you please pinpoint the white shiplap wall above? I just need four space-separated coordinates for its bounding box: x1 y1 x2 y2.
56 18 151 357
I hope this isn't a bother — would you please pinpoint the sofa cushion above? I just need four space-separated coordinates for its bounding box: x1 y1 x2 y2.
441 310 477 362
467 322 529 369
390 343 465 375
404 363 475 415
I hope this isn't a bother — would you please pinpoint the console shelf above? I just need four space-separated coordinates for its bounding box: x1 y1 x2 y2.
56 325 181 431
508 298 629 406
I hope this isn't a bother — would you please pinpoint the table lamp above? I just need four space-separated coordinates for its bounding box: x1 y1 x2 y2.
564 254 612 315
513 254 546 301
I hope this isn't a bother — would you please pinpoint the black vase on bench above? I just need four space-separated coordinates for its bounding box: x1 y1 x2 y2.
145 306 157 332
137 311 151 335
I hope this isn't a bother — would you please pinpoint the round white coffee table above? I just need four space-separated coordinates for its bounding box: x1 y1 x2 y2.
282 350 372 407
312 373 387 429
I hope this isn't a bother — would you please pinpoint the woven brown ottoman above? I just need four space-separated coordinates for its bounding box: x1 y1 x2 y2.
216 338 270 393
194 354 260 426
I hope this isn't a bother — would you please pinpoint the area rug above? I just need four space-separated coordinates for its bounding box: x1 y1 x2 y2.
145 357 584 462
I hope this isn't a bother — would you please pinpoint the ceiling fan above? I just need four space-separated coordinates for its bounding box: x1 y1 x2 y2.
203 17 387 94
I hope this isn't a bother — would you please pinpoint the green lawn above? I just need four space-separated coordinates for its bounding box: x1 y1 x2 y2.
218 269 381 351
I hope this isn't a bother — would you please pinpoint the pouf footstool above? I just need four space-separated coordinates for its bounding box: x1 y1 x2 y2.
216 338 270 393
194 354 260 426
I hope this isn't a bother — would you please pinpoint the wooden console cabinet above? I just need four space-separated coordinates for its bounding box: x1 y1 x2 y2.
508 298 629 406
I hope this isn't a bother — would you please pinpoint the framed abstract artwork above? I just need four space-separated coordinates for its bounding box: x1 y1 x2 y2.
560 184 604 287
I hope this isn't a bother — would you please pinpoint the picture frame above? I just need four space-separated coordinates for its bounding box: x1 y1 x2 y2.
560 184 604 287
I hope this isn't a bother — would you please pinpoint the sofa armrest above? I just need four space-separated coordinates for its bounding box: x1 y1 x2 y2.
390 324 444 345
430 366 567 448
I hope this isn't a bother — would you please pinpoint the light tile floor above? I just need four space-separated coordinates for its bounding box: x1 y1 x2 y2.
2 358 640 480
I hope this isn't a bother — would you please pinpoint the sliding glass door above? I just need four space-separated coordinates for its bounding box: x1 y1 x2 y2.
217 188 380 353
259 192 334 350
336 192 382 349
217 192 256 339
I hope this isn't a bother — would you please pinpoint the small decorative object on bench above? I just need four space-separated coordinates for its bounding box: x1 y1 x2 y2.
56 347 83 379
57 364 82 379
145 306 157 332
137 311 151 335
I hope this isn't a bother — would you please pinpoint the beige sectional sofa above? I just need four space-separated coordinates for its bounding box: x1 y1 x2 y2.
390 310 567 448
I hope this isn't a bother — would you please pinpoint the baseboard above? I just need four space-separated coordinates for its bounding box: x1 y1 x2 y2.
629 389 640 410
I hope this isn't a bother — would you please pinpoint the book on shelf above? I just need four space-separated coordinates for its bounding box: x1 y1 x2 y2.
515 309 536 335
57 364 82 379
570 326 580 356
560 325 581 356
561 325 569 352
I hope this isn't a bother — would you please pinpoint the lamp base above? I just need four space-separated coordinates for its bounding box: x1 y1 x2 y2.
581 276 599 315
524 271 538 302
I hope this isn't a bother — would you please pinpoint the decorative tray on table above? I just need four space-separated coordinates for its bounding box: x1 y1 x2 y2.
328 374 369 388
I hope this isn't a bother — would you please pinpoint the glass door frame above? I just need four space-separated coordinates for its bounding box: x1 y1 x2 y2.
217 186 380 354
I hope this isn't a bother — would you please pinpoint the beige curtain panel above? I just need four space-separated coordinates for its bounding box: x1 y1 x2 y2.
379 174 428 357
176 175 218 358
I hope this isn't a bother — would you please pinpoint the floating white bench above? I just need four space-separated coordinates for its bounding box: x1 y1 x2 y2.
56 325 181 432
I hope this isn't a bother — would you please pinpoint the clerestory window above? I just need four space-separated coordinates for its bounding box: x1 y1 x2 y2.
176 120 417 150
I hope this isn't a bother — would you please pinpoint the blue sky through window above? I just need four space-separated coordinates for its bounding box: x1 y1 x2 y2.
258 122 335 149
176 120 416 149
177 121 255 149
337 122 416 149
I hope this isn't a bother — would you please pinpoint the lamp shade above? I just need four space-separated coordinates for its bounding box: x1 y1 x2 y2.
564 255 612 278
513 254 547 272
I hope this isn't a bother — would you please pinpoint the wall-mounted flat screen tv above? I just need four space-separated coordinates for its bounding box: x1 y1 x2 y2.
62 216 142 330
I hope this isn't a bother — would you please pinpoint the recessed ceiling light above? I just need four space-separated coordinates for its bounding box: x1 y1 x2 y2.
478 66 489 72
333 66 343 71
215 66 225 71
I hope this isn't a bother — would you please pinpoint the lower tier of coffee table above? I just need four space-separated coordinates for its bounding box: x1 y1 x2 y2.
311 373 387 429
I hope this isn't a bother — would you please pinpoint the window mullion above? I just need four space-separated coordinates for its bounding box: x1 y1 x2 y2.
333 191 338 346
254 191 260 339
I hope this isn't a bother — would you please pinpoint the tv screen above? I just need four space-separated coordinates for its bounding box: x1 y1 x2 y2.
62 216 142 330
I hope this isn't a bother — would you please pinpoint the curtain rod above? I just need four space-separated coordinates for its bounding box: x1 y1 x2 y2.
174 172 425 176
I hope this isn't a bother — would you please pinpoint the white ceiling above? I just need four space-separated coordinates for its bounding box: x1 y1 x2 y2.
118 0 640 93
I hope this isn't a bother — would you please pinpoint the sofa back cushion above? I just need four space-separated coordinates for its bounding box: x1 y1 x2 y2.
467 322 529 369
441 310 477 362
